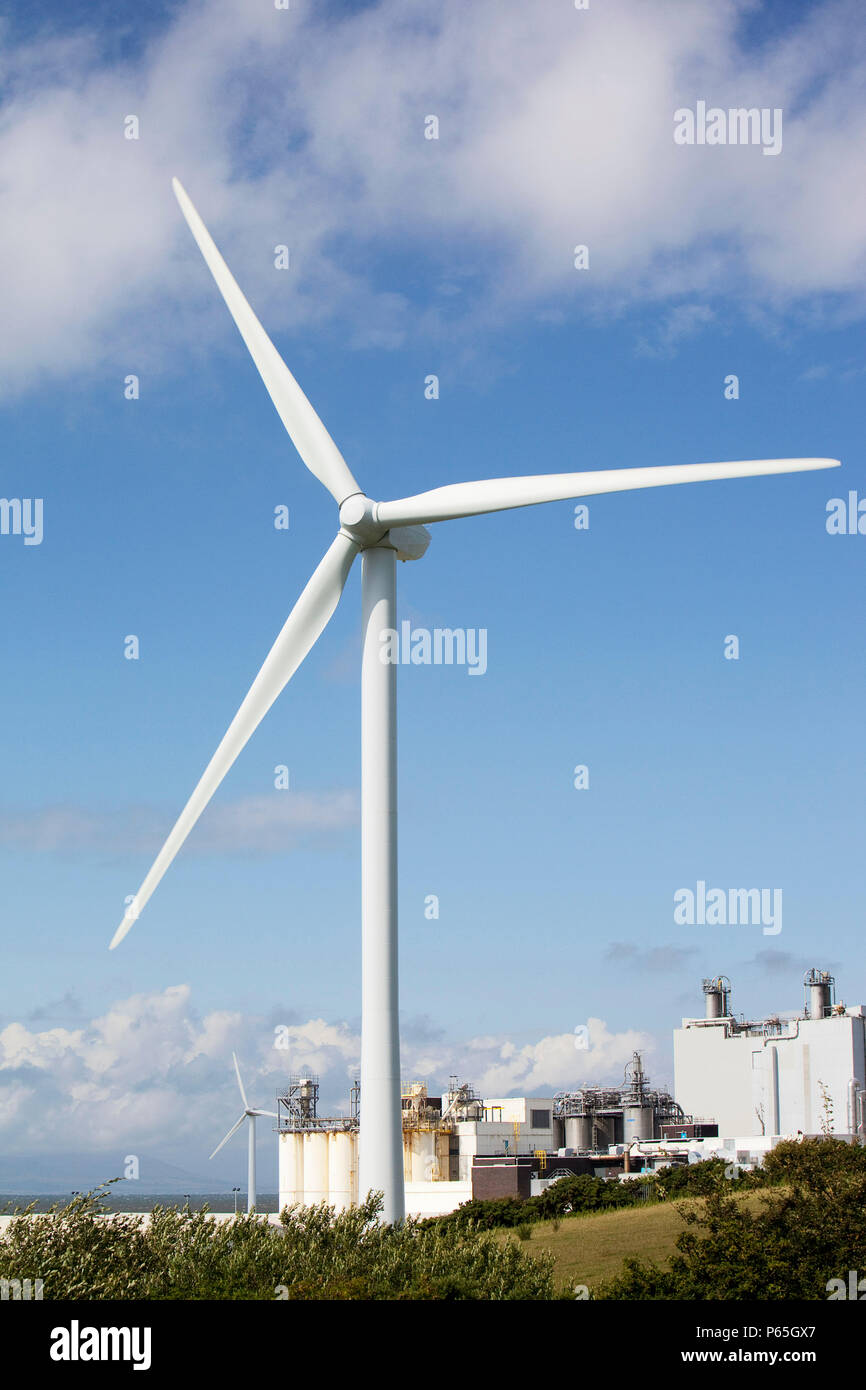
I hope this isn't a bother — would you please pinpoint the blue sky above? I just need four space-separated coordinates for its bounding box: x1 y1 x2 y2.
0 0 863 1189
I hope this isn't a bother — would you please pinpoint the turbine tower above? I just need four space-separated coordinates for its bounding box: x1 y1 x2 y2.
209 1052 278 1213
110 177 840 1225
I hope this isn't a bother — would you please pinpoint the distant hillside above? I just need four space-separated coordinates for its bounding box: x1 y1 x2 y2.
1 1192 279 1214
0 1151 250 1195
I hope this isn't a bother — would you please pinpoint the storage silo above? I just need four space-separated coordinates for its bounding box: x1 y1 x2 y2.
327 1131 355 1212
282 1131 304 1207
565 1116 593 1150
805 968 834 1020
402 1128 438 1183
622 1104 654 1141
302 1131 330 1205
702 976 731 1019
593 1113 618 1148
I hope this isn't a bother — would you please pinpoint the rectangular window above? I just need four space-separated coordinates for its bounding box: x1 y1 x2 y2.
530 1109 551 1129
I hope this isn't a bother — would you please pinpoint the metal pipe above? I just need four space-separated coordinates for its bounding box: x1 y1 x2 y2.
768 1047 780 1135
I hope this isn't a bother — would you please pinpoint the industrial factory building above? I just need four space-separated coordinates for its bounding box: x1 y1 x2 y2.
276 1058 692 1217
274 966 865 1217
674 970 866 1140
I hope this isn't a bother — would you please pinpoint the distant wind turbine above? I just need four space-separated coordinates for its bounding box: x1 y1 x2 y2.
209 1052 277 1213
110 177 840 1225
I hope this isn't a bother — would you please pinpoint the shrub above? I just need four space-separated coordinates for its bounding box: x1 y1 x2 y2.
652 1155 758 1199
596 1142 866 1300
0 1186 553 1301
761 1135 866 1190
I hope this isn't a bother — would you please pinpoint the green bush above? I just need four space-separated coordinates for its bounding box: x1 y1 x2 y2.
761 1135 866 1189
532 1172 648 1218
432 1196 530 1231
431 1171 654 1234
596 1140 866 1300
0 1185 553 1301
652 1155 759 1199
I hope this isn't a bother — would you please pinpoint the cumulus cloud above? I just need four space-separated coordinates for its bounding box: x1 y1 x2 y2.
0 987 658 1160
0 0 864 391
451 1018 656 1097
0 791 357 856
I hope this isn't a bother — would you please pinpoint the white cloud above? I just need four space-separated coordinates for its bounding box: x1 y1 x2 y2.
0 986 657 1157
0 0 863 392
438 1018 656 1097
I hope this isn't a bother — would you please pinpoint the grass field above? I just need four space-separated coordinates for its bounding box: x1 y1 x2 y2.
498 1192 769 1294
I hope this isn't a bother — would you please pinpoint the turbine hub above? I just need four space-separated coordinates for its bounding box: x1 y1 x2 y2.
339 494 431 560
339 493 388 547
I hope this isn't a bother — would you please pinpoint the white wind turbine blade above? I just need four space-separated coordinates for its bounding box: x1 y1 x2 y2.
209 1114 246 1161
232 1053 249 1112
250 1110 279 1119
110 532 359 949
376 458 841 528
172 178 361 507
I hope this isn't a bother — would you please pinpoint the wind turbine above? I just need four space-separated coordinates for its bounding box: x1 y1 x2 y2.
209 1052 278 1213
109 177 840 1225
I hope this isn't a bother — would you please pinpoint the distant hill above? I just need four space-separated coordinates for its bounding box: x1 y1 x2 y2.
0 1151 271 1195
1 1192 279 1214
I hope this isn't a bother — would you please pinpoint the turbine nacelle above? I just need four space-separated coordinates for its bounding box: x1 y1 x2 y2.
387 524 432 562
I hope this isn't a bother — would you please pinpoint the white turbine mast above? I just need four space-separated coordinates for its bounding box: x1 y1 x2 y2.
110 177 840 1225
209 1052 278 1214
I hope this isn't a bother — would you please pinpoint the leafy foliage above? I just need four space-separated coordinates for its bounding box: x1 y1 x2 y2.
431 1171 656 1233
0 1184 553 1301
652 1155 761 1198
596 1138 866 1300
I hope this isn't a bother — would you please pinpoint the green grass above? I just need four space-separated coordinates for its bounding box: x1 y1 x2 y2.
496 1192 769 1294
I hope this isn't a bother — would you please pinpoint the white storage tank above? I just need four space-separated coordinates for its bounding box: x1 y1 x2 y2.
282 1131 304 1208
328 1131 356 1212
302 1131 330 1205
565 1116 593 1150
622 1104 654 1141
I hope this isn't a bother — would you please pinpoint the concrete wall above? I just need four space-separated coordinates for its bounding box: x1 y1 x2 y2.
404 1182 471 1218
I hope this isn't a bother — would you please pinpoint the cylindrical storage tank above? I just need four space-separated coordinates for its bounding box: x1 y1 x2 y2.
622 1105 654 1141
565 1117 593 1150
328 1131 354 1212
402 1131 414 1183
810 982 831 1020
408 1130 435 1183
302 1131 330 1205
703 977 730 1018
435 1132 450 1180
282 1131 304 1209
594 1114 616 1150
553 1116 565 1151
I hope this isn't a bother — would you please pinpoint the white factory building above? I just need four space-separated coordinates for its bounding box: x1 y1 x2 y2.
277 1081 562 1218
674 970 866 1140
273 967 866 1218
